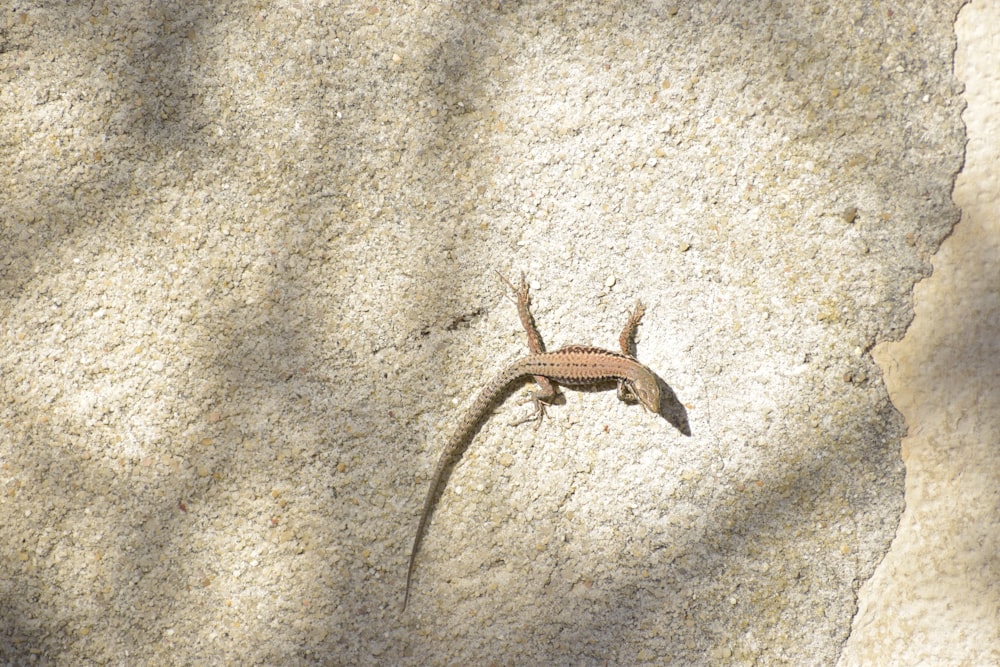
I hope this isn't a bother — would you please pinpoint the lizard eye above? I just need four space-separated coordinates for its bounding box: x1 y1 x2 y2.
637 381 660 413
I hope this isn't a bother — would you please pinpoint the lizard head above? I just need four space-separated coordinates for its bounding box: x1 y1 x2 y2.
630 372 661 414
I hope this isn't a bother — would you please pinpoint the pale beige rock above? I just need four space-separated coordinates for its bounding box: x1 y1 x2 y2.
841 2 1000 664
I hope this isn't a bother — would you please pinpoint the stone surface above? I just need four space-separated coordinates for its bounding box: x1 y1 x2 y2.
0 1 982 664
841 1 1000 664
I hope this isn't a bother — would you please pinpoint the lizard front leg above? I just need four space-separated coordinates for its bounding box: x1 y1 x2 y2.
616 300 647 403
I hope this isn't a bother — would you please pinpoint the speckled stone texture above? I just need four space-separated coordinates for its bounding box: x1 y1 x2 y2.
0 1 970 665
840 1 1000 664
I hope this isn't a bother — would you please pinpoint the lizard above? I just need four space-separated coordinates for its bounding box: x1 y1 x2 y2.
403 273 662 611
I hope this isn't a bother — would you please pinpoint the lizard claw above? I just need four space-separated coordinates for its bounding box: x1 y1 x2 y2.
510 394 549 429
497 270 530 307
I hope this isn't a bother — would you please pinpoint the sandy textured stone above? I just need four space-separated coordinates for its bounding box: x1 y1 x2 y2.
0 1 981 665
840 1 1000 664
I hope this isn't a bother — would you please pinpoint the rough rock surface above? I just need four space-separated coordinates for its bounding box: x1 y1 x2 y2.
0 2 970 664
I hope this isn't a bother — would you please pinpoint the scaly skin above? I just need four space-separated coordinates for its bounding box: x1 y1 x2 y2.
403 275 661 611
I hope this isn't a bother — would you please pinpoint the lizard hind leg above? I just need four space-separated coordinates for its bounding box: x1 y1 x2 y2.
497 271 547 355
511 378 559 429
498 270 562 427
